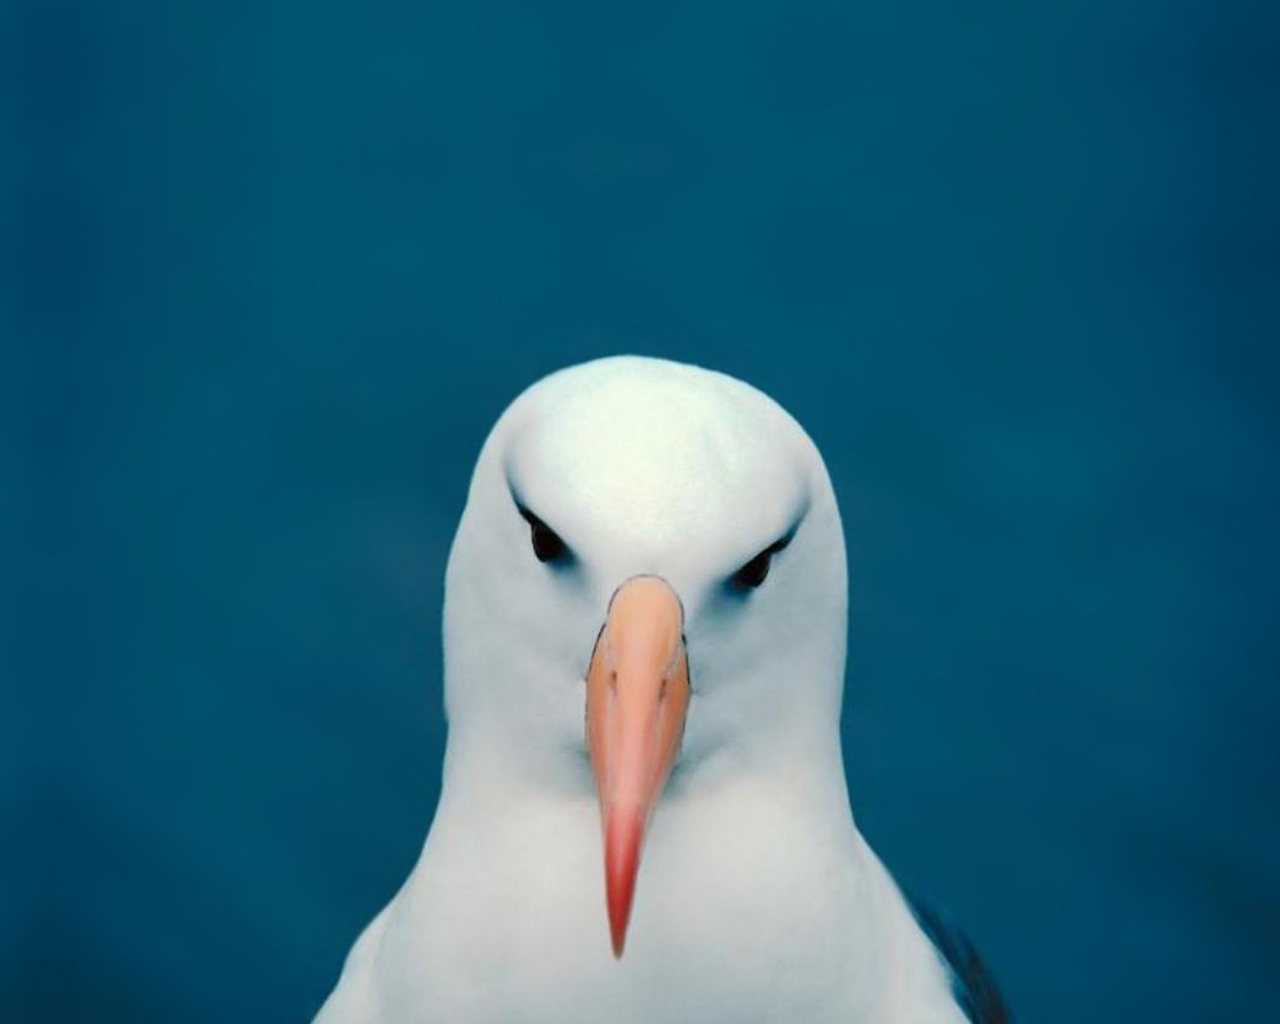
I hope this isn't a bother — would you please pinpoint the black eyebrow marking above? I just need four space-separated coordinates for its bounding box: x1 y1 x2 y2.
514 500 547 530
764 532 794 556
726 531 795 592
510 488 574 565
508 482 543 528
759 507 806 559
723 503 808 594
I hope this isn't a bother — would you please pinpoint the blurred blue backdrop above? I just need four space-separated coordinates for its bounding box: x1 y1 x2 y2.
3 1 1279 1021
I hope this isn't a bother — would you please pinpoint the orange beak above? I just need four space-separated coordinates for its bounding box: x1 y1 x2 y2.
585 576 691 959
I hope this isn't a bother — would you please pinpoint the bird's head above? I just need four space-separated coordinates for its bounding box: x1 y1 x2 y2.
441 356 848 957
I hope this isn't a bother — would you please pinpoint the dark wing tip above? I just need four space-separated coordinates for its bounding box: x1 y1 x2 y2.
906 892 1012 1024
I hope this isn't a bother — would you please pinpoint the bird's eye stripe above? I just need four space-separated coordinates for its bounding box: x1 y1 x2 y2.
515 503 547 530
764 535 791 555
726 533 793 591
514 501 571 564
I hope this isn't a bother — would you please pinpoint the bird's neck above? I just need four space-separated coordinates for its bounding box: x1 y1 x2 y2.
435 711 857 840
408 727 951 1024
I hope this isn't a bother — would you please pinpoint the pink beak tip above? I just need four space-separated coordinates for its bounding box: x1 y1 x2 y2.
604 807 644 960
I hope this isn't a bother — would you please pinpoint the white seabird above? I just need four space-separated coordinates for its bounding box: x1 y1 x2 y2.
314 356 1007 1024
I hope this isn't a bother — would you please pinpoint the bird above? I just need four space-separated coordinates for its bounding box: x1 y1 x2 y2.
313 356 1008 1024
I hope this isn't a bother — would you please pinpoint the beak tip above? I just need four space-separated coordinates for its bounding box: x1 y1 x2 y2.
604 807 642 961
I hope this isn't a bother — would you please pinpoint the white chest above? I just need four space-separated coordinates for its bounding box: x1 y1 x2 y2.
332 790 961 1024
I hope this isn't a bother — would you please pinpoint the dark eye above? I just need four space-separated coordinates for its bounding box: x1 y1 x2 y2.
729 535 791 591
518 506 569 564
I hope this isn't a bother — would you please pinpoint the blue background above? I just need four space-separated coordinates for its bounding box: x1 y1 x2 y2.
3 1 1278 1021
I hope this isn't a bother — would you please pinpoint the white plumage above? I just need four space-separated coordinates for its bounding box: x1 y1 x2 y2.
315 357 970 1024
